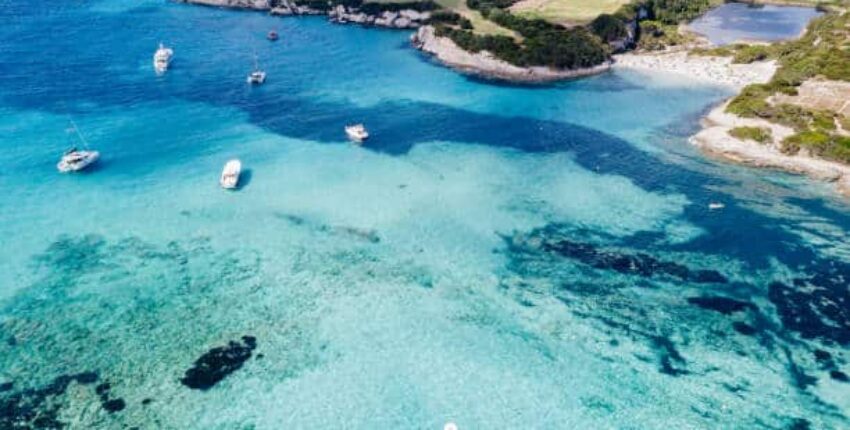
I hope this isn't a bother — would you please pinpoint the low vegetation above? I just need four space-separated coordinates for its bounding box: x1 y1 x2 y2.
782 130 850 163
635 19 693 50
428 0 724 69
840 116 850 133
729 126 772 144
433 0 613 69
726 10 850 163
642 0 719 24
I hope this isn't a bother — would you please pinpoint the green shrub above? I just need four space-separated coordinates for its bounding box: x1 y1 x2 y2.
728 126 772 144
436 1 611 70
782 131 850 163
732 45 774 64
591 14 629 43
690 46 734 57
782 130 830 154
643 0 717 25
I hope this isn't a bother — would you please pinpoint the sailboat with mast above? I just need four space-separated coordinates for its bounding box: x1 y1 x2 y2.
57 119 100 173
246 53 266 85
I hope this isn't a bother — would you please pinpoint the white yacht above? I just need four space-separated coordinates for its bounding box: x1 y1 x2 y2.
153 42 173 74
246 55 266 85
220 159 242 189
57 148 100 173
345 124 369 142
57 119 100 173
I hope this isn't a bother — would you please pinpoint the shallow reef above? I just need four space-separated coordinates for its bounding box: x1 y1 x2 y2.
181 336 259 390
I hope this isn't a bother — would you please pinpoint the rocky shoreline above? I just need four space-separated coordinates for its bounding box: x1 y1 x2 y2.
691 102 850 196
177 0 612 82
619 49 850 196
411 26 612 83
180 0 432 29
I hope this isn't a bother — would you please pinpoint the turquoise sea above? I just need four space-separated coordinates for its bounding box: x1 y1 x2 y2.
1 1 849 428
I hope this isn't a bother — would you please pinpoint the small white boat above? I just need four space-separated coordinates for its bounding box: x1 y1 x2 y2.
345 124 369 142
220 159 242 189
246 54 266 85
153 42 173 74
57 148 100 173
708 202 725 210
57 119 100 173
246 70 266 84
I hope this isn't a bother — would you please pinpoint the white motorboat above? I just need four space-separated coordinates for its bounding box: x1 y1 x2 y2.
153 42 173 74
708 202 725 210
246 55 266 85
57 148 100 173
345 124 369 142
57 119 100 173
220 159 242 189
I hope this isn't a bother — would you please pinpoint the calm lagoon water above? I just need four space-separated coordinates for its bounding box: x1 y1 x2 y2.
1 0 849 428
688 2 822 45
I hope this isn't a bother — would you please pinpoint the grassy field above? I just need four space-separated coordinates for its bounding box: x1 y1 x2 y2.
434 0 520 36
508 0 631 25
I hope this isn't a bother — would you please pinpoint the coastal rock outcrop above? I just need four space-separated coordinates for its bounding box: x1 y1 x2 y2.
181 0 273 10
411 26 611 83
328 5 429 28
180 336 258 390
690 101 850 196
271 2 431 28
270 0 323 16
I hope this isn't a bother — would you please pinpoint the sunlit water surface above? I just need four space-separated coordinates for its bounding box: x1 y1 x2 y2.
1 1 848 428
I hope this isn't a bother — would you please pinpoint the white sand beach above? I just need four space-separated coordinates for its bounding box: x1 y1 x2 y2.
613 50 777 90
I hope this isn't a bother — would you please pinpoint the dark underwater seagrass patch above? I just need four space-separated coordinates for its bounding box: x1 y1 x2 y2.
181 336 257 390
768 271 850 345
0 371 106 429
508 229 729 284
687 296 756 315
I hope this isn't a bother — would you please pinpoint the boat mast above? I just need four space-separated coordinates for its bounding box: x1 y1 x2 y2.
68 118 90 149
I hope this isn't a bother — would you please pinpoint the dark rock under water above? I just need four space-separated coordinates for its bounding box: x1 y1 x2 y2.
687 296 755 315
536 238 728 284
0 371 102 429
181 336 258 390
651 335 688 376
732 322 757 336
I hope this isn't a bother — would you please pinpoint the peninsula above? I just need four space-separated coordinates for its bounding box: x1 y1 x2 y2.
179 0 850 196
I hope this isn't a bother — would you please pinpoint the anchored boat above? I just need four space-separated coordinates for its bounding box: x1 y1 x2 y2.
57 119 99 173
345 124 369 143
220 159 242 189
153 42 173 74
246 54 266 85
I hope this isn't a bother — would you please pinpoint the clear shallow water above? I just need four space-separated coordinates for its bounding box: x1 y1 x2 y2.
1 1 849 429
688 3 822 46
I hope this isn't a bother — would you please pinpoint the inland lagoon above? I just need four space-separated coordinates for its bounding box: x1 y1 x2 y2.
687 2 823 45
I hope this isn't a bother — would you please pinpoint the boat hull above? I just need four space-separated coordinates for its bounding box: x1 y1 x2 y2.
57 151 100 173
220 159 242 189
